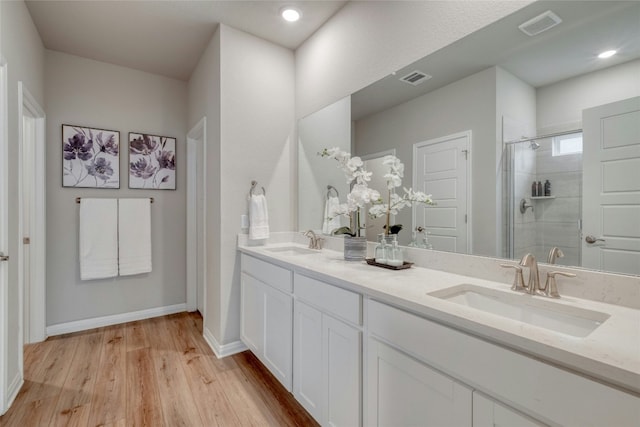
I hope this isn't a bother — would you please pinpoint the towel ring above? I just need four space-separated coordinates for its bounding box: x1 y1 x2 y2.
249 180 266 197
326 185 339 199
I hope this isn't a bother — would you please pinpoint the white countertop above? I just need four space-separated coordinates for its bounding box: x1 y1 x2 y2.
238 242 640 395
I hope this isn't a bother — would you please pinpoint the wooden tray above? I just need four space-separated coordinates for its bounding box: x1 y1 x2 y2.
365 258 413 270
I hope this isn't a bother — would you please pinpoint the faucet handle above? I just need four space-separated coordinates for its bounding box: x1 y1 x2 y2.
500 264 527 292
543 271 576 298
315 237 325 250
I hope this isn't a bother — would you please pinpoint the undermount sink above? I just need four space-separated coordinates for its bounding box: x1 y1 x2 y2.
265 246 319 256
429 284 610 337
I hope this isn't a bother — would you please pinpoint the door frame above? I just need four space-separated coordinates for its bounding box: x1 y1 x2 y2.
186 117 207 318
0 56 12 415
18 82 46 346
412 130 472 254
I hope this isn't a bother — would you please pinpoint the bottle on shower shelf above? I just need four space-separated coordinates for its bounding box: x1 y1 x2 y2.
544 179 551 196
537 181 543 197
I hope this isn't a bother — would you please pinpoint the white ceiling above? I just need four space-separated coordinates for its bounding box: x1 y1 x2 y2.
25 0 347 81
352 1 640 120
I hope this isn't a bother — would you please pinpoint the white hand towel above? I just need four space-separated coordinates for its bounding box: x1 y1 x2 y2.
249 194 269 240
118 198 152 276
80 198 118 280
322 196 341 234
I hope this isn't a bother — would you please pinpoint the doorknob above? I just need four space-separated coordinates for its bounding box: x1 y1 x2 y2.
585 235 606 244
0 252 8 261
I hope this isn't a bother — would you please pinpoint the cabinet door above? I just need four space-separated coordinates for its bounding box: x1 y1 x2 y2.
293 301 323 423
473 392 545 427
367 338 472 427
240 273 264 355
263 282 293 391
324 315 361 427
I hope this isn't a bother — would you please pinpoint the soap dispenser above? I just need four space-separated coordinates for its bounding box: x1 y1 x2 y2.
374 234 388 265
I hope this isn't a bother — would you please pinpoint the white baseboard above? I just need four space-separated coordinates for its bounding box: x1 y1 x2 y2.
46 303 187 336
202 326 247 358
3 372 23 415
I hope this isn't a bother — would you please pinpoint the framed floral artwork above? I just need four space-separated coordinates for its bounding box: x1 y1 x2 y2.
128 133 176 190
62 124 120 188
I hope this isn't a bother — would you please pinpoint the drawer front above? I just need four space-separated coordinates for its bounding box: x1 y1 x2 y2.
295 273 361 326
368 299 640 427
241 253 292 293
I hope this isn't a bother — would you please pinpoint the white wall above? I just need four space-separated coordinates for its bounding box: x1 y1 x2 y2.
354 67 496 255
188 24 295 347
45 50 188 326
537 59 640 133
298 96 351 232
295 0 533 119
187 28 222 342
0 0 45 398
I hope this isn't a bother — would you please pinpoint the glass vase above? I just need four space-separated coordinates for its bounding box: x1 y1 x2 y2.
344 236 367 261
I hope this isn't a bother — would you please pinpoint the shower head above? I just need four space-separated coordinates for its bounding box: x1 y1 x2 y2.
530 141 540 150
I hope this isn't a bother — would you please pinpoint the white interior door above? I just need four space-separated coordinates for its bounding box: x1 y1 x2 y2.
582 97 640 274
187 118 206 315
18 82 46 345
413 131 471 253
21 114 34 344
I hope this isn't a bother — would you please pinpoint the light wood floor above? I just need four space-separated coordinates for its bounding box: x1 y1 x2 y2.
0 312 318 427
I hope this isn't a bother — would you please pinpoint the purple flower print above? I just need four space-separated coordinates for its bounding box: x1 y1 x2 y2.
130 157 157 179
86 157 114 181
129 134 158 155
156 150 175 170
63 133 93 161
97 132 119 156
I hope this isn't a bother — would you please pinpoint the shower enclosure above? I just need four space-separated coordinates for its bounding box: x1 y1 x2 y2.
504 131 583 266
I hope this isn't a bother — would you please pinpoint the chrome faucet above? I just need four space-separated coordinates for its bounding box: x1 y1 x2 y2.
519 253 540 294
303 230 324 250
547 247 564 265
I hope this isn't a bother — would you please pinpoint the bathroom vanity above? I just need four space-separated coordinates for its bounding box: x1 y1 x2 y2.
238 237 639 427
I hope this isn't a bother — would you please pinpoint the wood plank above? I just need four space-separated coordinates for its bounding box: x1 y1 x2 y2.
86 326 126 427
0 396 59 427
50 331 103 427
17 335 79 405
167 314 241 426
234 351 319 427
216 367 278 426
126 348 164 427
125 320 149 353
152 349 204 426
3 312 315 427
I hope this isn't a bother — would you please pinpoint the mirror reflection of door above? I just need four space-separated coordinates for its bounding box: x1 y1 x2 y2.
362 150 395 241
413 131 471 254
582 96 640 275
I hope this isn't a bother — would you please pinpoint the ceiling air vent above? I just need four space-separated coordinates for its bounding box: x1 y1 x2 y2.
399 70 432 86
518 10 562 36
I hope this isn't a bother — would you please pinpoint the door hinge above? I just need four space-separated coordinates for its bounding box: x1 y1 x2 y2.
462 149 469 160
465 214 468 224
23 237 30 245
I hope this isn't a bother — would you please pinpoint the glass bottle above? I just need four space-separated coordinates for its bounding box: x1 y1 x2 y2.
387 241 404 267
421 232 433 250
407 231 419 247
374 234 388 264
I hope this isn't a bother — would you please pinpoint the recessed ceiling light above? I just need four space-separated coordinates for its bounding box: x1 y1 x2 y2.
598 50 617 59
281 8 301 22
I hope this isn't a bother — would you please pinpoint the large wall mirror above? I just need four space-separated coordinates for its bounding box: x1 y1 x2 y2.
298 0 640 277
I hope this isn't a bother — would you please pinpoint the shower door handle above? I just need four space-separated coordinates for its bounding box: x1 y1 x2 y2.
585 235 605 244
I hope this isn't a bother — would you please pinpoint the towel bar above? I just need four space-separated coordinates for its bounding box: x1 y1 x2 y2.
326 185 339 199
76 197 154 203
249 180 266 197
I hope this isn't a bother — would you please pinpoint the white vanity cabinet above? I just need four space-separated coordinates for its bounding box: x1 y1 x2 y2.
293 273 362 427
240 254 293 391
367 337 472 426
367 299 640 427
473 392 544 427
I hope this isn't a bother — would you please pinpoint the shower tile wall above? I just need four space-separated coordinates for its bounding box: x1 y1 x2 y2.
534 138 582 266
